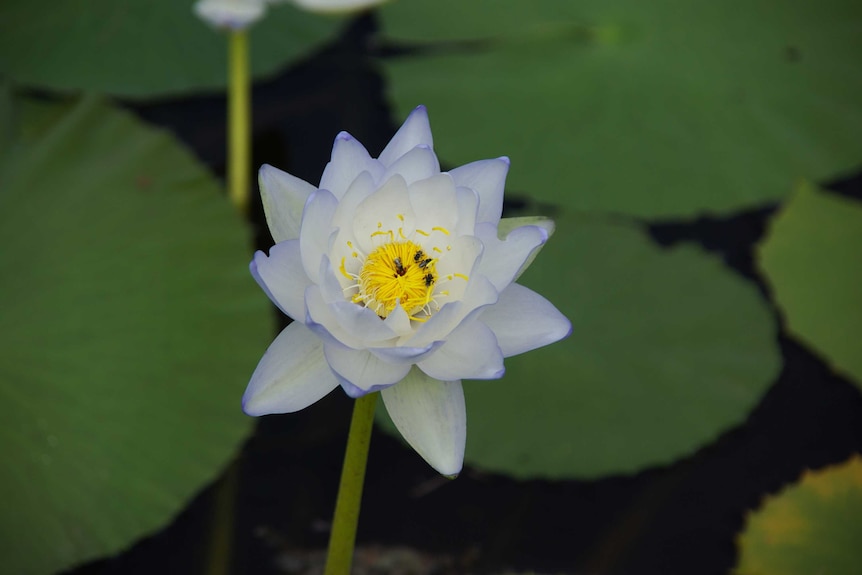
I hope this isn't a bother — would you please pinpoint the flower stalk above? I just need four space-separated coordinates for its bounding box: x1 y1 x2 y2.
228 30 251 213
324 393 379 575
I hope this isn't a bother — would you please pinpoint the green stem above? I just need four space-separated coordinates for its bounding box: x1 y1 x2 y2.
324 393 379 575
204 458 239 575
228 30 250 214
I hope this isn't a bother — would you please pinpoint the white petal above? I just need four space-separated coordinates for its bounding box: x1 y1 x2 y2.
300 189 338 283
317 254 348 303
306 285 364 349
409 173 458 236
449 157 509 225
381 369 466 477
498 216 555 239
305 285 396 349
429 234 485 307
480 283 572 357
383 302 413 338
319 132 381 200
258 164 316 243
418 319 504 380
410 273 498 348
378 106 433 167
475 222 548 291
381 145 440 186
329 299 397 343
324 345 411 395
368 340 443 364
250 240 310 320
353 175 415 254
331 170 377 233
454 186 479 237
242 322 339 415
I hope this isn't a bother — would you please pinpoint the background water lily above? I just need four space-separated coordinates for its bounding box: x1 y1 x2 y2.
194 0 269 29
194 0 389 28
243 106 571 475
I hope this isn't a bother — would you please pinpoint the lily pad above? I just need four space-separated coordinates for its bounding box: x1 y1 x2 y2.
0 0 344 98
379 219 780 478
758 182 862 388
0 95 269 575
735 455 862 575
379 0 862 217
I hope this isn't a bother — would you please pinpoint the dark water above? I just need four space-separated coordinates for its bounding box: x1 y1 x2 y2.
71 13 862 575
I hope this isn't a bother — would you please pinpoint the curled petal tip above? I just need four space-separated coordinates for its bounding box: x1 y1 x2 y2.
414 104 427 112
335 131 353 141
498 156 510 166
337 375 367 398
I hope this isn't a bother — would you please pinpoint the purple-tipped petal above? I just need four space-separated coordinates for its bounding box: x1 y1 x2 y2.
250 240 310 321
319 132 379 199
305 285 364 349
480 283 572 357
381 369 466 476
243 322 339 416
337 375 399 398
474 222 548 291
324 345 411 393
259 164 316 243
378 106 433 167
449 157 509 225
417 319 504 381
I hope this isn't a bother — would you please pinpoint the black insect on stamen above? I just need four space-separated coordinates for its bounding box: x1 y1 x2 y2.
424 273 435 287
418 258 433 269
393 257 406 276
413 250 424 262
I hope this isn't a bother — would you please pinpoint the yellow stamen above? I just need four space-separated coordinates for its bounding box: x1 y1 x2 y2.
358 239 436 318
339 257 351 280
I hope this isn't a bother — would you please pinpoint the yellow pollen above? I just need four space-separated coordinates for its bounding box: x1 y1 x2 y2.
358 240 436 318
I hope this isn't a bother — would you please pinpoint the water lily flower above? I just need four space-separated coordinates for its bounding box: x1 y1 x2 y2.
244 106 571 476
287 0 390 14
194 0 268 29
194 0 389 29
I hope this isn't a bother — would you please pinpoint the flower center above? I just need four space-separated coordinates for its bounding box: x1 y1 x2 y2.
356 240 437 318
338 217 470 322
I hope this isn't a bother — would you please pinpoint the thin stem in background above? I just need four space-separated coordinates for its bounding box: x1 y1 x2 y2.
228 30 250 214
